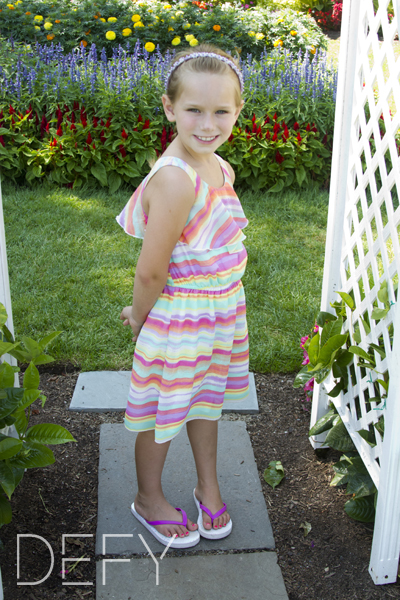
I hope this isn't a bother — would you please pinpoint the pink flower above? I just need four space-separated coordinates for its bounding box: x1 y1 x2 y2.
300 335 309 348
302 351 310 366
313 324 319 333
304 378 314 393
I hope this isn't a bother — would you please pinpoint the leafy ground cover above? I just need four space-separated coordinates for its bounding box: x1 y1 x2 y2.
2 181 329 373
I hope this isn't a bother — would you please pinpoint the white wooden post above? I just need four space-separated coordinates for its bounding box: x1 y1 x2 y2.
309 0 400 584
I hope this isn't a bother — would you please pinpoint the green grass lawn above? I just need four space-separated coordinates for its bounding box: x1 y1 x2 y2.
2 181 329 373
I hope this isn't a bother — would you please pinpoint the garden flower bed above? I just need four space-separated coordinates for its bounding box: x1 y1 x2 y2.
0 36 337 191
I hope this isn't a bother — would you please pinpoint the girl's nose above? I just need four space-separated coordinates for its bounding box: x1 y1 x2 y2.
201 114 215 131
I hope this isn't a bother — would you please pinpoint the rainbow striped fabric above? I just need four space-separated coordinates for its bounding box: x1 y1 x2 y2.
116 154 249 443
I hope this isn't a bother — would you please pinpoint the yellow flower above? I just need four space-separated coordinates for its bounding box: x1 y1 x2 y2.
122 27 132 36
290 30 297 36
310 46 316 54
144 41 155 52
149 9 153 12
15 0 22 4
189 38 198 46
134 21 144 27
138 2 146 6
195 22 200 25
47 33 55 40
255 32 264 40
34 25 40 30
100 17 106 22
170 15 175 19
34 14 43 21
7 4 15 9
106 30 116 40
185 34 194 41
183 22 191 29
44 22 53 30
172 36 181 45
276 18 284 23
164 4 172 8
168 26 174 31
26 11 31 14
213 24 221 31
248 31 255 37
273 39 283 47
55 19 60 23
108 16 117 22
131 14 141 22
175 10 183 15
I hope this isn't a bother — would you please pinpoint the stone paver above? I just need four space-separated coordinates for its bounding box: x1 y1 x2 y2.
96 421 274 555
69 371 258 414
96 552 289 600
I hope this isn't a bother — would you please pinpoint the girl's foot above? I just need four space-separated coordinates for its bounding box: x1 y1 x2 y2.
134 493 198 538
194 485 230 530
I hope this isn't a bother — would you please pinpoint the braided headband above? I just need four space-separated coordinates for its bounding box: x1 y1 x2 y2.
165 52 244 93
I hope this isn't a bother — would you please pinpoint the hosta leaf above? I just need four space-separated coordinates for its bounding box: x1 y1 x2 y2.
263 461 285 489
344 495 375 522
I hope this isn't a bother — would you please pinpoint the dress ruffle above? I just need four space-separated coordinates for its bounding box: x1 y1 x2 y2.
115 155 248 251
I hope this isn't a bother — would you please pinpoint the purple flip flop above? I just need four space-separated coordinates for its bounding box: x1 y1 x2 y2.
131 503 200 548
193 488 233 539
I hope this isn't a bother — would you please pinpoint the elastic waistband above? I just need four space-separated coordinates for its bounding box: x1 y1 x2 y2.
163 280 243 295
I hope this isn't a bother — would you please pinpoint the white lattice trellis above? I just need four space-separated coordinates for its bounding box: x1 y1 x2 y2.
310 0 400 585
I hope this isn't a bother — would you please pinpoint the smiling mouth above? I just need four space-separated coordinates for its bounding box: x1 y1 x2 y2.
195 135 219 142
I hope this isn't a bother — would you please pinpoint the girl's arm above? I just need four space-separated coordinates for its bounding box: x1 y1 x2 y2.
120 166 195 341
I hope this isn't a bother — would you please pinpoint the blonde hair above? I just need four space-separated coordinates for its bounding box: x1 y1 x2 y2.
165 44 242 107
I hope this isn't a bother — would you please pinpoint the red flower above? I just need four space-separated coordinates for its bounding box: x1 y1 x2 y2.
228 133 234 143
73 101 79 111
257 126 262 138
322 133 328 145
121 128 128 140
71 111 76 124
105 118 111 128
161 126 167 151
92 142 96 150
273 122 281 134
119 145 126 157
275 151 284 165
100 130 106 144
50 138 57 148
306 123 311 132
75 142 78 148
273 112 277 121
283 126 289 140
9 105 15 115
56 126 63 136
138 114 142 122
293 122 300 131
250 147 253 153
266 131 271 140
272 132 278 142
155 148 160 157
86 132 92 145
264 116 270 124
45 123 50 133
11 116 15 125
70 123 76 131
59 143 63 152
0 136 5 147
297 132 302 143
312 123 318 133
81 118 87 128
252 113 256 123
143 119 150 130
93 116 98 128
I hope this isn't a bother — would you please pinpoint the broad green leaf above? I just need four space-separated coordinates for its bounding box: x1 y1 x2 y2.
325 420 356 452
91 163 108 186
314 365 333 384
347 346 371 361
327 382 344 398
23 362 40 390
353 326 361 344
374 417 385 438
295 165 306 187
309 409 336 436
0 494 12 526
0 435 23 460
316 311 337 328
360 317 371 335
8 440 55 469
293 367 313 389
0 387 25 419
32 353 55 366
346 473 376 499
357 429 376 447
38 331 61 352
377 280 389 304
263 461 285 489
371 308 388 320
368 343 386 359
20 388 41 410
318 334 348 366
25 424 76 445
336 292 354 309
108 171 122 194
331 461 350 487
0 415 16 429
11 467 25 490
376 379 388 393
0 341 19 358
308 333 320 365
0 303 8 327
0 463 15 499
0 362 16 388
344 495 375 522
335 349 354 368
13 408 28 436
21 337 41 361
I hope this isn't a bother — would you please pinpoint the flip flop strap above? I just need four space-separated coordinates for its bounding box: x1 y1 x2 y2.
147 507 187 527
199 502 227 524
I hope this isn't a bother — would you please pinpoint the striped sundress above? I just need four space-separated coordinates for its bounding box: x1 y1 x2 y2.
116 154 249 444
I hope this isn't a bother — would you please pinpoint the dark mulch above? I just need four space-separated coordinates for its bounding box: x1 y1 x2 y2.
1 366 399 599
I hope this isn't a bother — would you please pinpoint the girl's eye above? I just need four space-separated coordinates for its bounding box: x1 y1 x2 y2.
217 110 228 114
188 108 199 113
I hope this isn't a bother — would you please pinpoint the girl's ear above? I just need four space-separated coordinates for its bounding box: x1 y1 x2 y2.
162 94 176 123
234 99 245 121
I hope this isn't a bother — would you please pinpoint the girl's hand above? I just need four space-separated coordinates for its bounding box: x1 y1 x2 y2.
120 306 143 342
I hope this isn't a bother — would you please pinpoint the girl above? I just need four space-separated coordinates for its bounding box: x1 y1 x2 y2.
117 44 249 549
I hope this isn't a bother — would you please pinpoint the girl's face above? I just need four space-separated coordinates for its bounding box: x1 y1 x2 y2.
162 71 243 159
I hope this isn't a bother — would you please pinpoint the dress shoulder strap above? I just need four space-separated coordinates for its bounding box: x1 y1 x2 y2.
144 156 198 189
214 154 233 184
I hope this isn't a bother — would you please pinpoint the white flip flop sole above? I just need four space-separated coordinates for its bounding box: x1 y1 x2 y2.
193 489 233 540
131 503 200 549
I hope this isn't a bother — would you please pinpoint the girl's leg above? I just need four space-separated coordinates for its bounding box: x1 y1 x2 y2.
134 429 198 538
186 419 230 530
